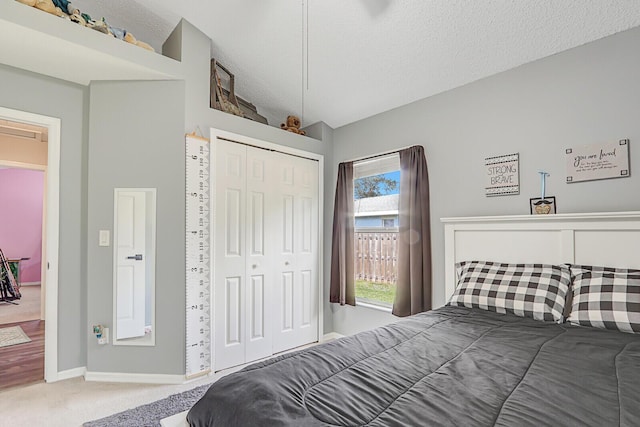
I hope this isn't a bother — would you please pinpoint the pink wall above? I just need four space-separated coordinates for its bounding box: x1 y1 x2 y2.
0 168 44 283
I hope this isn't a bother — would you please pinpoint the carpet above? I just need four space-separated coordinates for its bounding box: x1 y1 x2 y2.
83 383 211 427
0 325 31 348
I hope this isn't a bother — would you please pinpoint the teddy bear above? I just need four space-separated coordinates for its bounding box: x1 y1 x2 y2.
280 115 306 135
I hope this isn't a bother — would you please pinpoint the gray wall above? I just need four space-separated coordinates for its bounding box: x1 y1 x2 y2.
0 64 88 371
86 80 186 374
164 20 335 334
331 26 640 335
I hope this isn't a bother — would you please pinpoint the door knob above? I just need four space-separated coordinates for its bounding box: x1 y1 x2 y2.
252 264 258 269
285 261 290 265
126 254 143 261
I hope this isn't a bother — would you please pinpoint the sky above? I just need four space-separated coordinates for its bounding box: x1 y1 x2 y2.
384 171 400 193
354 171 400 200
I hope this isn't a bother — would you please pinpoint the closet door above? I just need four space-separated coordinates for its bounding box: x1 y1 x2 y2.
244 146 274 363
213 137 319 369
213 140 247 370
273 153 319 353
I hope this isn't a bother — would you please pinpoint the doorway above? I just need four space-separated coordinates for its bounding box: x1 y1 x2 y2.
0 107 60 387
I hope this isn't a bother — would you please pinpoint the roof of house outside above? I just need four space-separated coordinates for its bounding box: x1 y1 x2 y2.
354 194 399 216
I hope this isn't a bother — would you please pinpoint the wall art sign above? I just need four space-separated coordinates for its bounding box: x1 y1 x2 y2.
530 197 556 215
566 139 630 183
485 153 519 196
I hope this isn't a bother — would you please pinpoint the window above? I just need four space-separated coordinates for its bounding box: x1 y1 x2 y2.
382 218 395 228
353 154 400 308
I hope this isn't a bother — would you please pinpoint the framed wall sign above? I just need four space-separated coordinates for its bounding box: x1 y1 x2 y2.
485 153 519 196
566 139 630 183
530 196 556 215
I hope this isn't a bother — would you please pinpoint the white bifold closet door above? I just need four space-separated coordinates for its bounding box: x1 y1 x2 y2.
272 152 319 354
213 138 319 371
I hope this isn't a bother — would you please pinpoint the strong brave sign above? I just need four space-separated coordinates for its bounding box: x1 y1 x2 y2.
485 153 520 196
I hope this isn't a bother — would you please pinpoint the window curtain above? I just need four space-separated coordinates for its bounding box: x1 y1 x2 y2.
330 162 355 306
393 146 432 317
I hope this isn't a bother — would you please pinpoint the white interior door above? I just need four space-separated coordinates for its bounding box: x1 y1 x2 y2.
273 153 319 353
213 140 247 370
245 146 274 362
213 138 319 369
115 190 147 340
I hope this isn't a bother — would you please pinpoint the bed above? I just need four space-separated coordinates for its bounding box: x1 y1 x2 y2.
184 212 640 426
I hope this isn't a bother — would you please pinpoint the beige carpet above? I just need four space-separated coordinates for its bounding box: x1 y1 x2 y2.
0 285 41 325
0 325 31 348
0 337 334 426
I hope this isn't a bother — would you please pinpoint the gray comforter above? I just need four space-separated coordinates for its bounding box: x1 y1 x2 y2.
187 306 640 426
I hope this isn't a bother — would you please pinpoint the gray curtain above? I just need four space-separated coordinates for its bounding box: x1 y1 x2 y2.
393 146 432 316
330 162 355 306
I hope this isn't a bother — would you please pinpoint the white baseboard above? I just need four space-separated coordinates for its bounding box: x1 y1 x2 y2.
21 281 41 286
84 371 186 384
321 332 345 341
54 366 86 382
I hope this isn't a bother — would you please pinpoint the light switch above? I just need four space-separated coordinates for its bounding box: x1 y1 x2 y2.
99 230 110 247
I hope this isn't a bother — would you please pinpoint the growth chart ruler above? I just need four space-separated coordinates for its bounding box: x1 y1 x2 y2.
185 134 212 378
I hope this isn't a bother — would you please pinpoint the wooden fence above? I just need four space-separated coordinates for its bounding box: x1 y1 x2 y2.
355 229 398 284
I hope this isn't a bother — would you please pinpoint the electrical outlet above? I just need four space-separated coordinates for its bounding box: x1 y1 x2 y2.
98 327 109 345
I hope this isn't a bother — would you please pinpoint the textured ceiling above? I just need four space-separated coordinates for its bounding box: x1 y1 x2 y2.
72 1 640 129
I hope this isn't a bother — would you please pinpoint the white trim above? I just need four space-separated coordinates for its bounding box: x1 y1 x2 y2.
20 281 41 286
209 128 325 357
0 107 60 383
321 332 345 341
84 371 186 384
56 366 86 381
356 300 393 313
440 211 640 223
354 210 398 217
212 128 324 163
0 159 46 170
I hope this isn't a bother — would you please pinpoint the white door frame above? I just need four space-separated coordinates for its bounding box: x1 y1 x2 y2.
209 128 325 346
0 106 60 383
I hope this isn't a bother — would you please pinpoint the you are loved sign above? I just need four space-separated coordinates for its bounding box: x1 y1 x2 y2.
566 140 630 183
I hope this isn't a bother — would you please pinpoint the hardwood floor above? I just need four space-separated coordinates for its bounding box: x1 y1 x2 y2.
0 319 44 391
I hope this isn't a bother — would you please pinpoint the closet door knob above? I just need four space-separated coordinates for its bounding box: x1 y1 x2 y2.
252 264 258 269
285 261 290 266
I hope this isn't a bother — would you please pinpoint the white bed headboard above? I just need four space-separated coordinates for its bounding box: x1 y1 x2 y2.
441 212 640 300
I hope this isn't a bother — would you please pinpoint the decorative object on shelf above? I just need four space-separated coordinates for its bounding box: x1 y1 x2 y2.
210 59 244 118
209 59 268 123
485 153 519 196
280 115 306 135
14 0 155 51
530 196 556 215
566 139 630 183
530 171 556 214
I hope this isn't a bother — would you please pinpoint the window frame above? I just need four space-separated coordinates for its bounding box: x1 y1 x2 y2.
352 153 400 309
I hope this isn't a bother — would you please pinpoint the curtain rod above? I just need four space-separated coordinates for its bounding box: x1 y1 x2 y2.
342 144 417 165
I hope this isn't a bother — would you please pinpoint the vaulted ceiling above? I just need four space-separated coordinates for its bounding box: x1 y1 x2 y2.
70 0 640 129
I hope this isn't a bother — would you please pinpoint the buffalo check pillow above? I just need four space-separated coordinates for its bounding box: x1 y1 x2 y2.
568 265 640 334
448 261 570 323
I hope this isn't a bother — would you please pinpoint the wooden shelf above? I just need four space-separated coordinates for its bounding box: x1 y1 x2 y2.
0 1 182 85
